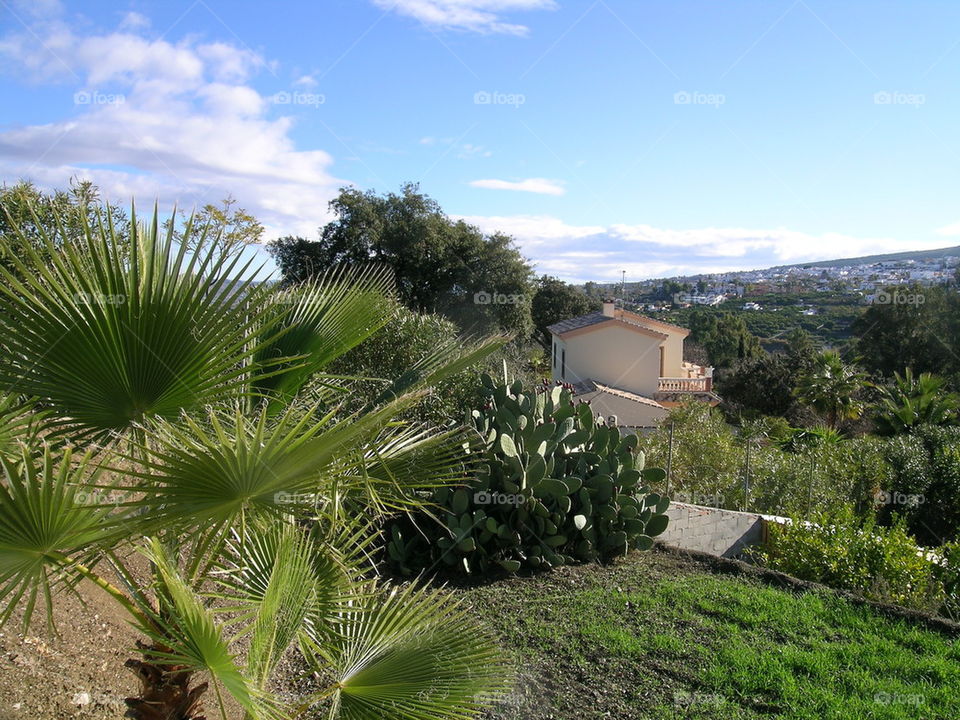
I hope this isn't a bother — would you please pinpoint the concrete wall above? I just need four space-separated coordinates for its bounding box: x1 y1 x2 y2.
656 502 770 558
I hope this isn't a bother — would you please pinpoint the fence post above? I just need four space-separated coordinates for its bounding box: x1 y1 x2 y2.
665 422 674 498
743 439 751 512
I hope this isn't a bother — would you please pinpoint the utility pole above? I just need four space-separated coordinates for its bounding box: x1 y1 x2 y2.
665 422 674 497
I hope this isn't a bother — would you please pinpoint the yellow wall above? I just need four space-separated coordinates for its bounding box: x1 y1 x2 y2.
555 324 663 396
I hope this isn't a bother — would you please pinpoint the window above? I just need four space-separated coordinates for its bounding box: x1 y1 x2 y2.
561 348 566 380
552 339 556 368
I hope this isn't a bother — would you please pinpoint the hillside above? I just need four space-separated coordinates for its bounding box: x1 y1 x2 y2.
773 244 960 270
462 547 960 720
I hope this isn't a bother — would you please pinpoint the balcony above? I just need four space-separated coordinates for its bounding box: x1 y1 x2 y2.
658 376 712 393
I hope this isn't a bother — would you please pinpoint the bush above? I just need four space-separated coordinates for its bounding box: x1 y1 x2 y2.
755 510 945 613
387 376 670 575
882 426 960 545
639 403 886 517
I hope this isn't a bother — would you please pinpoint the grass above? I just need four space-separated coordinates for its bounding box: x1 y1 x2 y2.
458 548 960 719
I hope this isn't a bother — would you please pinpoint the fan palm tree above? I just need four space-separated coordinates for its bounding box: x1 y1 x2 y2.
0 204 511 719
793 351 867 430
873 368 959 435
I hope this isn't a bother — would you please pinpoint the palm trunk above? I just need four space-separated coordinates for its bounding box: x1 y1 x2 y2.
125 640 209 720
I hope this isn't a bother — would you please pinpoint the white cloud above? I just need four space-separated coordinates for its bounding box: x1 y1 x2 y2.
935 221 960 236
118 11 150 31
371 0 557 35
456 214 948 283
457 214 603 242
0 14 344 243
457 143 492 159
293 74 317 87
469 177 564 195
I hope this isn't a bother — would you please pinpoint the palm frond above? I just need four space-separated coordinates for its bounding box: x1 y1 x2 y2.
134 538 286 720
114 394 426 533
367 335 506 410
0 202 281 441
252 265 396 410
0 394 48 461
0 445 121 630
209 522 356 688
330 424 478 517
308 581 511 720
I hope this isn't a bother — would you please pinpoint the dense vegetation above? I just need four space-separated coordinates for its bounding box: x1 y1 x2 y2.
387 375 669 576
4 180 960 718
0 191 514 719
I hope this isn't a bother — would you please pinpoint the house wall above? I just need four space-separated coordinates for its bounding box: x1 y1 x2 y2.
552 336 566 382
559 324 662 396
660 332 684 377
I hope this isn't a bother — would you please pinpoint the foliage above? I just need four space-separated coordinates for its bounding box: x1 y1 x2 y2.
935 542 960 620
881 426 960 546
0 202 511 719
640 402 887 517
854 283 960 385
0 179 128 282
387 376 670 576
718 347 816 423
873 368 959 435
267 183 535 337
755 510 947 613
530 275 600 348
166 194 265 255
653 291 864 347
793 351 867 429
687 309 763 369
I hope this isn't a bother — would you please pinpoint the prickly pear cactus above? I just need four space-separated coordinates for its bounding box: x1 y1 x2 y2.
387 374 671 575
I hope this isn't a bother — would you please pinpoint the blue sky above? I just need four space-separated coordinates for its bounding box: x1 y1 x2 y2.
1 0 959 282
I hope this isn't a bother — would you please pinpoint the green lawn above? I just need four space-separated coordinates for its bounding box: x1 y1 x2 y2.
460 548 959 720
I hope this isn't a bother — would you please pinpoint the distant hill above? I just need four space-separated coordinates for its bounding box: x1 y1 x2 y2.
772 245 960 270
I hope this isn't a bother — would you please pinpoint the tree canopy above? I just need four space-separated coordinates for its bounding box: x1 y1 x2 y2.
530 275 600 348
687 309 763 369
268 183 535 337
853 284 960 385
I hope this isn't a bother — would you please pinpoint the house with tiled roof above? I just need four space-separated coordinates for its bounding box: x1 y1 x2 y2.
547 299 719 429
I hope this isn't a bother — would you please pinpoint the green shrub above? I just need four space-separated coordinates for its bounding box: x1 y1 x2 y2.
387 376 670 575
934 542 960 620
640 403 887 517
755 510 944 613
882 426 960 545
